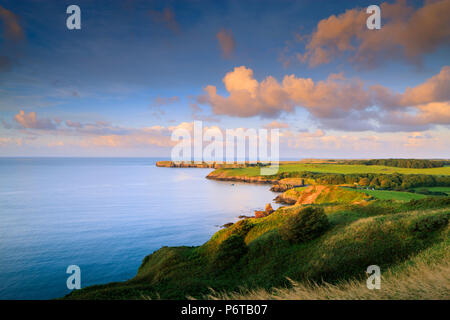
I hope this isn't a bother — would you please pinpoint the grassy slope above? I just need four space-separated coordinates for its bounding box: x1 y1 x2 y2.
63 197 450 300
208 241 450 300
214 163 450 177
312 186 369 204
278 185 425 205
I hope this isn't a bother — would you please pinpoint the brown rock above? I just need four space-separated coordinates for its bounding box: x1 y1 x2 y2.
222 222 234 228
265 203 274 214
254 211 267 218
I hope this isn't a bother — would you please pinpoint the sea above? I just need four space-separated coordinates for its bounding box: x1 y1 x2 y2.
0 157 278 299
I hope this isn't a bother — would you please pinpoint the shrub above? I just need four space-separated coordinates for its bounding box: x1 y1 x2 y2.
406 197 450 210
409 213 449 238
213 234 248 270
231 219 254 236
279 206 330 243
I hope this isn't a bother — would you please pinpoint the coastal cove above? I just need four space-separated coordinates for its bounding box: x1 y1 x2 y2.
0 158 279 299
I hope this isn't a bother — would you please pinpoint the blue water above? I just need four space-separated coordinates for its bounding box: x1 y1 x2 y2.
0 158 278 299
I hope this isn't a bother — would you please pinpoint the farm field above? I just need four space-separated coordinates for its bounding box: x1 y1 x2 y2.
218 163 450 177
350 188 430 201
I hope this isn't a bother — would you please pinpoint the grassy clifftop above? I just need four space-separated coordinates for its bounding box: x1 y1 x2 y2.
278 185 370 205
209 162 450 177
63 196 450 300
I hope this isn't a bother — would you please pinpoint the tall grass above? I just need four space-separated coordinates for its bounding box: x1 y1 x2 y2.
206 251 450 300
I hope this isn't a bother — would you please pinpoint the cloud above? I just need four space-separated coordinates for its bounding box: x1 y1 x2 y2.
14 110 58 130
264 121 290 129
65 120 83 128
151 95 179 107
5 111 195 149
189 103 220 122
0 137 22 146
199 65 450 131
0 5 24 41
47 141 64 147
199 66 294 117
216 28 236 59
0 6 24 74
299 0 450 68
148 7 180 33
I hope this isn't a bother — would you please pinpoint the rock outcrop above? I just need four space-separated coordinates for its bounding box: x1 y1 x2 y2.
254 203 275 218
206 170 277 184
270 178 305 192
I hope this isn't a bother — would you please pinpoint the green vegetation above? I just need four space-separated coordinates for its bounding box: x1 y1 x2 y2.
210 162 450 192
411 186 450 196
213 234 248 271
279 207 330 243
208 243 450 300
63 197 450 300
271 171 450 190
213 162 450 177
413 187 450 194
313 186 370 204
341 159 449 169
351 188 429 201
61 161 450 300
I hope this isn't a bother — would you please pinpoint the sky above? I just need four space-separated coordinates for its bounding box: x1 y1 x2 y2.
0 0 449 158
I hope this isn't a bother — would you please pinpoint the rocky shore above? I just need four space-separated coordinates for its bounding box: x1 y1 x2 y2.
156 161 265 169
205 170 277 184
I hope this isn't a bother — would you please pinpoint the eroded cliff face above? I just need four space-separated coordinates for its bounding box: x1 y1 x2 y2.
156 161 266 169
206 170 277 184
156 161 219 168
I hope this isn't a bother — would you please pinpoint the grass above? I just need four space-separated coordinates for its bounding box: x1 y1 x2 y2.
206 243 450 300
350 188 429 201
215 163 450 177
413 187 450 195
313 186 369 204
63 197 450 300
279 186 424 204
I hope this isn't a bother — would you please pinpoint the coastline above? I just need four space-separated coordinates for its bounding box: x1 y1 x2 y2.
61 160 450 300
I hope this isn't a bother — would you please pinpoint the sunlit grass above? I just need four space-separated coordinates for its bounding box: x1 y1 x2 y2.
351 188 429 201
216 163 450 177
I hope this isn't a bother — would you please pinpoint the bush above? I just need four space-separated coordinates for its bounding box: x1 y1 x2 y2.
279 206 330 243
213 234 248 270
409 213 449 238
406 197 450 210
231 219 254 236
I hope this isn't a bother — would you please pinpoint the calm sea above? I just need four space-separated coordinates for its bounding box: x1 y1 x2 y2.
0 157 278 299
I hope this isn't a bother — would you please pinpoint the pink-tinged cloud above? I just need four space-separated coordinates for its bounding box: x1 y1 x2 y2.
299 0 450 67
0 5 23 41
199 65 450 131
0 137 22 146
216 28 236 59
14 110 57 130
65 120 83 128
151 95 180 107
264 121 290 129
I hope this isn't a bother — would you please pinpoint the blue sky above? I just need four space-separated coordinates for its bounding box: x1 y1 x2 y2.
0 0 449 158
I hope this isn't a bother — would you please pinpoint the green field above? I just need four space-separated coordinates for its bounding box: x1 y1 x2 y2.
413 187 450 195
217 163 450 177
351 188 429 201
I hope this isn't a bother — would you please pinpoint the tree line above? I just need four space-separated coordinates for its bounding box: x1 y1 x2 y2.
270 171 450 190
340 159 449 168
